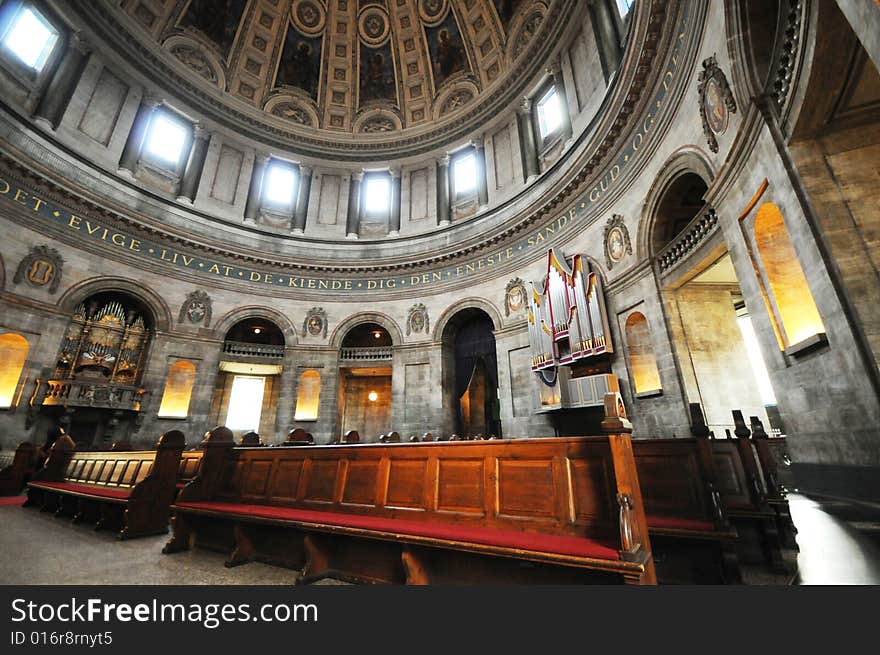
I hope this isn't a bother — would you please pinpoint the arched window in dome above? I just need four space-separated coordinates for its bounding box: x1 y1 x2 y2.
753 202 826 352
294 369 321 422
157 360 197 419
624 312 662 395
0 333 29 409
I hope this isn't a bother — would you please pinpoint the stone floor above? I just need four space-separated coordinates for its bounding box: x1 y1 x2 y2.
1 492 878 585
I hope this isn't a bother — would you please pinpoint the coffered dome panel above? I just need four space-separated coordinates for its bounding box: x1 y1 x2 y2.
120 0 553 142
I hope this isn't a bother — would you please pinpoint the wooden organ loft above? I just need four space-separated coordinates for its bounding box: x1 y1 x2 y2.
29 294 151 447
527 250 618 423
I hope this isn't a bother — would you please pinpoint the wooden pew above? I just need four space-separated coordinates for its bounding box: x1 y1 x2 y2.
164 427 656 585
177 449 204 494
740 414 798 551
708 434 789 572
631 437 742 584
0 442 36 496
24 431 186 539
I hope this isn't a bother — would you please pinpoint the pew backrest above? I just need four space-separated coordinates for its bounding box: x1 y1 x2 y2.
709 439 765 509
632 438 727 529
182 436 651 558
178 450 204 486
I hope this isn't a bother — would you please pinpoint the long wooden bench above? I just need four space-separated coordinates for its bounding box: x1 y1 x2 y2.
164 426 656 585
24 431 186 539
0 442 36 496
631 437 742 584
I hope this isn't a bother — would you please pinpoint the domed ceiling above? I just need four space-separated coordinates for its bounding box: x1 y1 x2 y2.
116 0 553 137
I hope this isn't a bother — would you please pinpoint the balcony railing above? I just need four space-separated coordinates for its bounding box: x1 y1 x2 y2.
223 341 285 358
42 380 145 411
657 207 719 273
340 346 393 361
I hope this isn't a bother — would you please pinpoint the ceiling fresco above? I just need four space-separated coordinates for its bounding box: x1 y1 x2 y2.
119 0 550 135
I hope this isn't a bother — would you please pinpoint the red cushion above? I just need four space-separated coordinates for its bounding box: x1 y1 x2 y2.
647 516 716 532
176 501 620 561
30 481 131 500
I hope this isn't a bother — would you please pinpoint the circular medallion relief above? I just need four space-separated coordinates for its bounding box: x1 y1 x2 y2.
293 0 325 35
607 227 626 262
507 285 524 313
358 8 390 46
418 0 448 25
307 315 324 336
704 77 728 135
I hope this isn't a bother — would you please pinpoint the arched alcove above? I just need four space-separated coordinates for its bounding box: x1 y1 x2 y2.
0 332 29 409
624 312 662 394
157 360 197 419
753 202 825 349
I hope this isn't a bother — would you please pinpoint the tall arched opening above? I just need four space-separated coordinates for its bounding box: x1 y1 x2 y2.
441 308 501 438
337 322 393 441
653 173 780 436
210 317 285 438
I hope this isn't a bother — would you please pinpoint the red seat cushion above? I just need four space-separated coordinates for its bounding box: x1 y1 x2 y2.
30 481 131 500
175 501 620 561
647 516 717 532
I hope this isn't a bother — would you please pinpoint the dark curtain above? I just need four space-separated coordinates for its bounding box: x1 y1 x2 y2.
453 317 500 436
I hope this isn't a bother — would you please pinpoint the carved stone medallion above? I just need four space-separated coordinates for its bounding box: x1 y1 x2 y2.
303 307 328 338
179 290 212 326
698 55 737 153
406 303 429 336
13 245 63 293
505 277 526 316
603 215 632 270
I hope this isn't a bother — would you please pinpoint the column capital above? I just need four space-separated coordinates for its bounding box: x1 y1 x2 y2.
351 170 365 182
389 167 402 179
469 137 485 152
438 154 450 168
545 60 563 79
518 96 533 115
299 163 313 177
141 92 163 109
253 152 271 166
193 124 211 141
68 31 92 55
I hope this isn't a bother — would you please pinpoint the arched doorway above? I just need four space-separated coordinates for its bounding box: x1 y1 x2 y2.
653 173 780 436
337 322 393 441
211 317 285 437
441 309 501 438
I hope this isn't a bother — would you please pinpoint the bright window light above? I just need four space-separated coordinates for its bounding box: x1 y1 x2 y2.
616 0 635 17
364 175 390 214
144 110 189 167
2 6 58 72
264 161 298 206
536 87 563 139
453 152 477 196
225 375 265 431
737 315 777 406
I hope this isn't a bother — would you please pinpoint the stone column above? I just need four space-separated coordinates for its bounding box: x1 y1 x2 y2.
34 33 91 129
517 98 540 182
274 352 297 439
292 164 312 234
436 156 451 226
345 171 363 239
118 94 160 175
590 0 623 80
548 62 573 143
243 153 269 224
177 126 210 203
389 168 402 236
473 138 489 209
